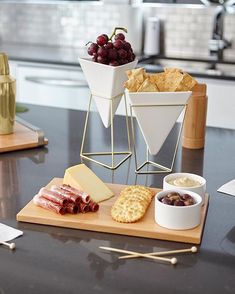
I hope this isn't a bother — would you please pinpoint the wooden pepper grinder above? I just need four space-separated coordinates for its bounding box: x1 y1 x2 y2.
182 84 207 149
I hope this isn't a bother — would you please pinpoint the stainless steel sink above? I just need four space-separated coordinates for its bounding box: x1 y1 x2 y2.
200 0 235 6
138 58 235 79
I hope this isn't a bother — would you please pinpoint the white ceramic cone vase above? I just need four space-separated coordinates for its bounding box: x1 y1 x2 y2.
127 91 192 156
79 58 138 128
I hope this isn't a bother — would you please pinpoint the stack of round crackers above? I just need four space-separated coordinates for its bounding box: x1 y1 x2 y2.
111 185 154 223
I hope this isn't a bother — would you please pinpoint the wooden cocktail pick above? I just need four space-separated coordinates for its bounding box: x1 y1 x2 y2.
99 246 178 265
0 241 16 250
119 246 198 260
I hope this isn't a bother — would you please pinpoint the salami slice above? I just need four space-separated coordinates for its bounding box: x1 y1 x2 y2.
79 202 89 213
66 203 79 214
50 185 81 204
33 194 66 215
61 184 90 203
88 200 99 212
39 188 68 206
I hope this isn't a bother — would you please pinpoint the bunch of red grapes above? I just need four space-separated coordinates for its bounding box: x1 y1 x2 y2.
87 29 135 66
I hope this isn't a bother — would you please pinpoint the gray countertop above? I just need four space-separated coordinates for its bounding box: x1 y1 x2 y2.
0 104 235 294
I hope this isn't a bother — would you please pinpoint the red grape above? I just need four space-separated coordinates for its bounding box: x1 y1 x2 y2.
114 33 125 41
118 49 127 59
123 41 131 51
105 42 113 49
96 34 108 46
109 60 119 66
127 50 132 61
87 43 98 55
97 47 108 58
97 56 108 64
119 59 128 65
113 39 124 50
108 49 118 60
92 55 97 62
87 28 135 66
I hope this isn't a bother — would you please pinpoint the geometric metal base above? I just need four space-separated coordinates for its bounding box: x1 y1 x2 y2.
135 160 172 174
80 151 132 170
80 93 132 170
130 103 188 175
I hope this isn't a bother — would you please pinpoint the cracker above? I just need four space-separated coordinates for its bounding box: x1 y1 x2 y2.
150 72 166 92
176 72 197 91
137 78 159 92
164 71 184 92
124 77 141 92
111 185 154 223
126 68 147 83
124 67 197 93
164 67 183 74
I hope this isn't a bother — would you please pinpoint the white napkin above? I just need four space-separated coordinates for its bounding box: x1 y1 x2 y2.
0 223 23 242
217 179 235 197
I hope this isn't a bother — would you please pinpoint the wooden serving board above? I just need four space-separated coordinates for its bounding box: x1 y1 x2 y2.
17 178 209 244
0 121 48 153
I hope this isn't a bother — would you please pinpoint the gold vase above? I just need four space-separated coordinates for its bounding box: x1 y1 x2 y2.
0 53 16 135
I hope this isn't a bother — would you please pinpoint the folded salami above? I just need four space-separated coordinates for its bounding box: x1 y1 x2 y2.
66 203 79 214
39 188 68 206
89 200 99 212
33 184 99 215
79 202 89 213
33 194 66 215
51 185 81 204
61 184 90 203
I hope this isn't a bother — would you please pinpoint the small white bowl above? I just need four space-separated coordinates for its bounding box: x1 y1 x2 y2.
155 189 202 230
163 173 206 205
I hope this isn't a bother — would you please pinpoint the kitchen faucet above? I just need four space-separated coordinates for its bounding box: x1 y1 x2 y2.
208 5 231 61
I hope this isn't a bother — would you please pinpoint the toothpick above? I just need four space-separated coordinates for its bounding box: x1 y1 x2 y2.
119 246 198 260
0 241 16 250
99 246 177 265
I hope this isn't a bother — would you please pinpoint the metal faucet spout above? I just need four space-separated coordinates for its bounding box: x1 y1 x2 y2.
209 5 232 60
212 5 225 40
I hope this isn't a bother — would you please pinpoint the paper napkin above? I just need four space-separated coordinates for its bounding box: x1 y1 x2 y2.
0 223 23 242
217 179 235 197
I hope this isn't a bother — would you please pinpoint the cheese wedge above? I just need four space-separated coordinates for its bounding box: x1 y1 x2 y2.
63 164 114 203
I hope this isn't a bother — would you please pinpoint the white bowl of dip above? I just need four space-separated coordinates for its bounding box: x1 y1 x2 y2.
155 189 202 230
163 173 206 205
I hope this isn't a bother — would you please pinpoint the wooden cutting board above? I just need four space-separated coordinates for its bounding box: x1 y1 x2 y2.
16 178 209 244
0 121 48 153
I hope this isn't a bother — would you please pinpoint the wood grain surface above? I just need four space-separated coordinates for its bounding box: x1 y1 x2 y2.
182 84 208 149
16 178 209 244
0 121 48 153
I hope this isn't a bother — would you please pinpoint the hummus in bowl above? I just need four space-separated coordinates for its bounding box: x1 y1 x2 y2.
163 173 206 205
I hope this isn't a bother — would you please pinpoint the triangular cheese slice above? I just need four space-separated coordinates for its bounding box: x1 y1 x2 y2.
63 164 114 203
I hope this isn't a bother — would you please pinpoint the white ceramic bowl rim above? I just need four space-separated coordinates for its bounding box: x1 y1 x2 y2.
164 173 206 189
79 57 138 69
156 189 202 209
126 90 192 95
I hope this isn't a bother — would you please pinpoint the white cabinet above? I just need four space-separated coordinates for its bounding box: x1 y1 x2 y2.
9 61 18 78
11 62 90 111
197 78 235 130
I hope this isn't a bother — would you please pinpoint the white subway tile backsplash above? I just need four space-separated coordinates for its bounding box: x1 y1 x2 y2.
0 2 234 60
